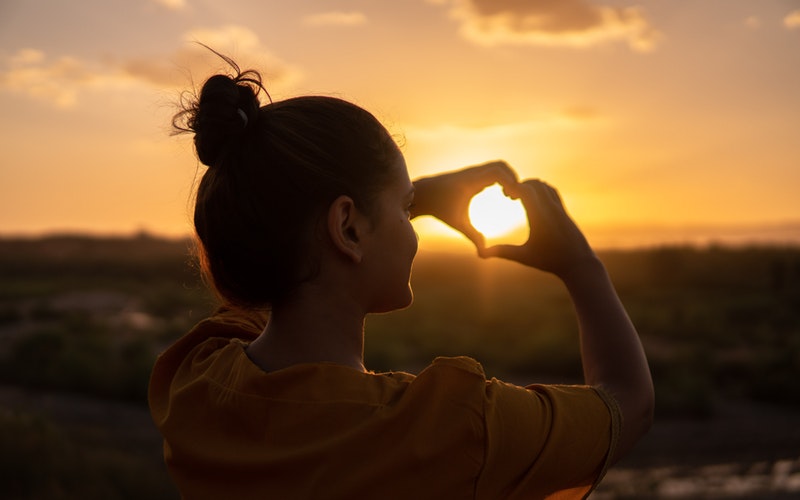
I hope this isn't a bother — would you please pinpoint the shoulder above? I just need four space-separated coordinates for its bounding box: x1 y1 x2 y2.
476 382 620 498
427 355 487 376
156 306 266 365
197 306 269 338
406 356 488 397
148 307 267 417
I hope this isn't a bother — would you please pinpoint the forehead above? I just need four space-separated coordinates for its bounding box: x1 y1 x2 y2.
389 152 412 188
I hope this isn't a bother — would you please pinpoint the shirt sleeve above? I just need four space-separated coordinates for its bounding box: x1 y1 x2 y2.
475 380 621 500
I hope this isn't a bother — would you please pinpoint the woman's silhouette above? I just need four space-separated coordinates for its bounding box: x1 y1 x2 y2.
149 55 653 499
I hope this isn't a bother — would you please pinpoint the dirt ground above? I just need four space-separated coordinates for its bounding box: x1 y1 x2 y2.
594 398 800 499
2 385 799 499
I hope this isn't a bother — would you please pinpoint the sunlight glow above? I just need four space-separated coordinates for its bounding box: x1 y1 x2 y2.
468 184 527 239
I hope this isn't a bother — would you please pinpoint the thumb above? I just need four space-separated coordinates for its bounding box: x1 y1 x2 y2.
460 225 486 252
480 243 526 262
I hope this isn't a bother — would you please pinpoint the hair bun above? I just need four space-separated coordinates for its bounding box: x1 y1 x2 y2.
171 49 266 167
189 74 259 167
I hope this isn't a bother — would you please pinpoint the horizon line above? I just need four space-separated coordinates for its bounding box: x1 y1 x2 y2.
2 221 800 252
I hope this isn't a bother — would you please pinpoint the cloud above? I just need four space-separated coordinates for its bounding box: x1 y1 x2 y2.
124 25 302 88
401 110 606 173
401 120 546 175
559 105 602 123
744 16 761 30
784 10 800 29
303 11 368 27
0 48 135 108
433 0 661 52
0 26 301 108
152 0 187 10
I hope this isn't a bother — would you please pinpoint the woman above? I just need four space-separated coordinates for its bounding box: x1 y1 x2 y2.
149 58 654 499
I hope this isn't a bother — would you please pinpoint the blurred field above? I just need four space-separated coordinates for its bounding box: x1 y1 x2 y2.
1 234 799 499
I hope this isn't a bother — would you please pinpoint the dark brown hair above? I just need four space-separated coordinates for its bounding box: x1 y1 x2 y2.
174 55 399 309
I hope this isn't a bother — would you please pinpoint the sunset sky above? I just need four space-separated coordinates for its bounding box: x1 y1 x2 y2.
1 0 799 249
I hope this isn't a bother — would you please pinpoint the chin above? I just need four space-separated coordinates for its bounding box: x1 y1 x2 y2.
396 287 414 310
371 286 414 314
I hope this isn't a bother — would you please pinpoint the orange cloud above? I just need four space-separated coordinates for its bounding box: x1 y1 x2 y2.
303 11 368 27
433 0 660 52
0 48 134 108
785 10 800 29
123 25 302 88
0 26 301 108
559 105 602 122
744 16 761 30
152 0 187 10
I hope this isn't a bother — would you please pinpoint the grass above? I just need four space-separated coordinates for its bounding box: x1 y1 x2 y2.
0 235 799 498
1 235 799 415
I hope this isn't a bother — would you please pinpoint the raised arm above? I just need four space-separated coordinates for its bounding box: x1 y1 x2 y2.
483 179 654 463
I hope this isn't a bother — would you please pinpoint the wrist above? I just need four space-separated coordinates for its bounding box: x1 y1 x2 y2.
558 253 606 288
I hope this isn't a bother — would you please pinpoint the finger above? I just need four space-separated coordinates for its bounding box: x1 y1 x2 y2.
513 180 549 221
519 179 565 221
467 160 519 192
480 243 526 261
538 181 565 209
458 224 486 250
479 160 518 184
505 177 544 202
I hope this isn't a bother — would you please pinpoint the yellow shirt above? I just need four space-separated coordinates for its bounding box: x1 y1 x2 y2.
149 308 620 499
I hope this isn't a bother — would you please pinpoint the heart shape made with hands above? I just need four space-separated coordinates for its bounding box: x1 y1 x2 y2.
468 183 529 246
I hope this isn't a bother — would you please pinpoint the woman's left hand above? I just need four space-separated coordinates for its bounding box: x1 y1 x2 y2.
411 161 519 251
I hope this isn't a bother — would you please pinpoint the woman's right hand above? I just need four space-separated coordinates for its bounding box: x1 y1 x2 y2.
481 179 598 279
487 179 656 463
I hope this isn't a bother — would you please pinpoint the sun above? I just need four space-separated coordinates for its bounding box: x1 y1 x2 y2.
468 184 527 240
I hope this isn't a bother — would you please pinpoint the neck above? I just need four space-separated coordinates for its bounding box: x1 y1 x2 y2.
246 283 367 373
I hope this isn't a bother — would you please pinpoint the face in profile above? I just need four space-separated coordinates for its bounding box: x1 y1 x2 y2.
360 152 418 313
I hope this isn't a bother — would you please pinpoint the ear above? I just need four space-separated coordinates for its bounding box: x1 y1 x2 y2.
327 195 365 264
